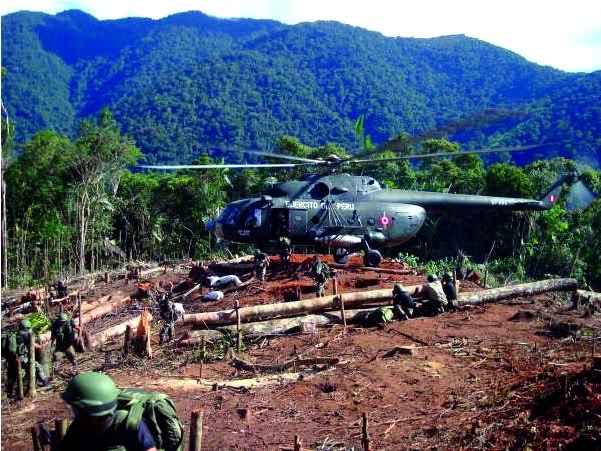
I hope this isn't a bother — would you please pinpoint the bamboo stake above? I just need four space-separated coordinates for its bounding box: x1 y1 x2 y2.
31 426 41 451
123 325 132 355
16 358 24 400
294 435 302 451
235 300 241 353
54 417 68 441
340 296 347 333
189 410 203 451
28 334 36 399
333 277 338 295
199 336 206 379
361 412 371 451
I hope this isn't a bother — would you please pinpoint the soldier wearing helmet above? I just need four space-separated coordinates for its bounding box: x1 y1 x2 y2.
60 372 157 451
442 272 458 312
414 274 448 316
51 312 80 372
392 282 416 320
3 319 51 397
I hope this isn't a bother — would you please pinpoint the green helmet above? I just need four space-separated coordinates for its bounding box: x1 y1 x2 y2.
19 319 32 330
58 313 70 322
393 282 403 292
427 274 438 283
443 272 453 281
62 372 119 417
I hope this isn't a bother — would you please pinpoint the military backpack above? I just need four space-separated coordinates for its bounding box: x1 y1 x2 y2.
113 388 184 451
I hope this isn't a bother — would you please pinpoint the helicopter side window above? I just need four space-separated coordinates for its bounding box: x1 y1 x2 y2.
219 206 241 225
244 209 262 228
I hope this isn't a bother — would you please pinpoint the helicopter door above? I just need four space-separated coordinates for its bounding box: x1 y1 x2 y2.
270 208 289 238
287 209 307 240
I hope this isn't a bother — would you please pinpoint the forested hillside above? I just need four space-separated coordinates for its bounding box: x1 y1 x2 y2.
2 9 600 166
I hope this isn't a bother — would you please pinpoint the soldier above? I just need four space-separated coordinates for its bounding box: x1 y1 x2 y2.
60 372 157 451
255 251 270 283
277 236 292 268
3 319 51 397
310 255 330 297
392 282 416 320
51 313 79 372
414 274 448 316
442 272 458 312
158 291 178 344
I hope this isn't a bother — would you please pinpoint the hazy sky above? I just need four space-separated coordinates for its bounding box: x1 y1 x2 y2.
2 0 600 73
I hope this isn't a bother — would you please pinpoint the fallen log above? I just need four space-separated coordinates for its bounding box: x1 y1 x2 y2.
217 309 377 336
232 355 340 373
92 314 149 346
182 286 417 327
458 278 577 305
572 289 601 306
79 295 131 325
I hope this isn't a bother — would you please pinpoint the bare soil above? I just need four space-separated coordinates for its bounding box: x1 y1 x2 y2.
2 255 600 450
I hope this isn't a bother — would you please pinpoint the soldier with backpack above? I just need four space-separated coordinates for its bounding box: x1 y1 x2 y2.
158 291 178 345
254 251 270 283
2 319 51 397
310 255 330 297
60 372 183 451
51 313 79 372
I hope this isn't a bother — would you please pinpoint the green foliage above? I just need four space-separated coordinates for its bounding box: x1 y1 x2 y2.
191 329 242 363
2 11 600 165
485 163 535 197
26 312 51 335
396 252 420 270
420 257 456 277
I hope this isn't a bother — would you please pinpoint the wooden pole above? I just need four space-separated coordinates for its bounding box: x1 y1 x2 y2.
31 426 41 451
54 417 68 441
123 325 132 355
361 412 371 451
333 277 338 295
16 358 24 400
104 271 110 285
78 291 82 331
199 336 206 379
340 296 347 333
189 410 203 451
235 300 241 353
28 334 37 399
294 434 302 451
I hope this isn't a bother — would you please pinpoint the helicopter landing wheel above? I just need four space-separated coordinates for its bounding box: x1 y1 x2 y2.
363 249 382 267
334 248 349 265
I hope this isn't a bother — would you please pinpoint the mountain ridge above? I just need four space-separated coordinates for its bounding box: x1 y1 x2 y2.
2 9 599 166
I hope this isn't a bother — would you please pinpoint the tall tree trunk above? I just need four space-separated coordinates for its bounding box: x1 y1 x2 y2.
1 179 8 288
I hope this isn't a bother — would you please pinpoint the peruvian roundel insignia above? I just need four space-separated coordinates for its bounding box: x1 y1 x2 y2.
379 212 391 229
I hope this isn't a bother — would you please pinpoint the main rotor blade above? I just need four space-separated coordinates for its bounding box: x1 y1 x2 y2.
241 150 324 163
347 145 541 164
138 162 321 170
357 109 527 158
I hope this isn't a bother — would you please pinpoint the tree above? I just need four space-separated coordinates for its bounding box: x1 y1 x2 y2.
71 108 141 274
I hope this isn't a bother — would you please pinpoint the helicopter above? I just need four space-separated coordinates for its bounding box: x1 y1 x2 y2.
140 145 596 267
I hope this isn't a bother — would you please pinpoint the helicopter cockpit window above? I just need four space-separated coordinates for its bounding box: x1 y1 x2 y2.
360 177 381 193
219 205 241 225
309 182 330 199
244 208 262 228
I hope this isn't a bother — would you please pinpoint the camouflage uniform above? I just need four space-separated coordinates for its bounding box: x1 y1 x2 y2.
159 295 178 344
4 326 49 396
419 276 448 316
255 252 269 282
51 316 78 371
310 257 330 297
277 237 292 268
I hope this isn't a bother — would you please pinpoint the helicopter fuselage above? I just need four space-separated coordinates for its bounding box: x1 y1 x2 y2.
208 172 554 264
